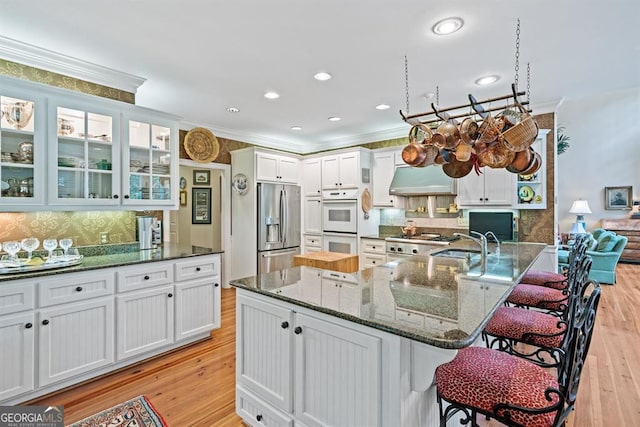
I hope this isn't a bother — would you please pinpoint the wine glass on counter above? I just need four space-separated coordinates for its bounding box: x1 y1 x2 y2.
21 237 40 260
59 238 73 257
43 239 58 261
2 241 21 263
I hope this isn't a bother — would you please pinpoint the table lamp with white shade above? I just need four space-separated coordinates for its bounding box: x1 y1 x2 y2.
569 199 592 234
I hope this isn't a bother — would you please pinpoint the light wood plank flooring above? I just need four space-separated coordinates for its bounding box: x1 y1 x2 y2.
30 264 640 426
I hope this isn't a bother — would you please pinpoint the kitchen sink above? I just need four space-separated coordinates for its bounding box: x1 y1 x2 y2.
430 248 483 259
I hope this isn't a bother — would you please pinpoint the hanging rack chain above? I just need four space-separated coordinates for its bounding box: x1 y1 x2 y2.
405 55 410 114
527 62 531 104
436 86 440 107
514 18 520 92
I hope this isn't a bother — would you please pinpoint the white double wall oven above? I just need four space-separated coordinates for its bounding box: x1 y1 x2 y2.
322 189 359 254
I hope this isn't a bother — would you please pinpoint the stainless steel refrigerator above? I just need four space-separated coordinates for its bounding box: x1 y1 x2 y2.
257 182 301 274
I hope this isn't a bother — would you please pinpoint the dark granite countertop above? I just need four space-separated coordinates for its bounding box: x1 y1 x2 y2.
0 244 222 283
230 241 545 349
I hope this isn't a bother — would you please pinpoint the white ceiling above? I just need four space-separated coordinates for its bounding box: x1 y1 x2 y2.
1 1 638 153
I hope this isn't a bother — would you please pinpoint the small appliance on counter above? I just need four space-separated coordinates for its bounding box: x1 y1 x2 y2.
137 216 155 250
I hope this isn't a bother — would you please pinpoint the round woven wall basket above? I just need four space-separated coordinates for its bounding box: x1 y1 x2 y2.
184 127 219 163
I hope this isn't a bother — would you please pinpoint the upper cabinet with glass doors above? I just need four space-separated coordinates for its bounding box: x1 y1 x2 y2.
48 99 120 206
122 111 177 207
0 90 46 209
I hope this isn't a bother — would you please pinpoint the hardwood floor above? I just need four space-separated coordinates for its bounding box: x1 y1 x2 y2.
30 265 640 426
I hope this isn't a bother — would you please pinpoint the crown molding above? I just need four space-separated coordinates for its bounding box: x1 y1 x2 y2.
179 120 308 153
0 36 146 93
181 119 412 155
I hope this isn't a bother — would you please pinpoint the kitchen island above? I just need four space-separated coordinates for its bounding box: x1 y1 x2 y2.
0 244 223 404
231 241 545 427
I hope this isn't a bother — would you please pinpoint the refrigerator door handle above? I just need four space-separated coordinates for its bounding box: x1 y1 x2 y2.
282 189 288 245
261 249 298 258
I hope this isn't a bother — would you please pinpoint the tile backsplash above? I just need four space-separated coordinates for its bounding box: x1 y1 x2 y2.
0 211 137 246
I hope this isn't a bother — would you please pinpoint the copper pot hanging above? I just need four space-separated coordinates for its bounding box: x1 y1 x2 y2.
402 125 433 167
476 140 516 169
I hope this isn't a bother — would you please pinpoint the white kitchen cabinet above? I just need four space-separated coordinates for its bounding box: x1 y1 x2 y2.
236 293 381 427
303 197 322 234
372 150 402 207
256 152 299 184
303 234 322 254
174 254 222 341
321 152 360 189
0 74 179 211
0 254 221 405
122 111 178 207
360 237 387 269
301 157 322 196
457 167 515 207
0 88 46 210
175 277 219 340
48 97 121 206
237 295 293 412
116 285 175 361
0 312 35 401
38 297 114 387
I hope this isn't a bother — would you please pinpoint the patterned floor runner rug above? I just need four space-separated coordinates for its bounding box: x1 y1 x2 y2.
67 395 168 427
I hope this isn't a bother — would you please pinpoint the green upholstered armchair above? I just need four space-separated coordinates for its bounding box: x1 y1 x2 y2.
558 228 627 284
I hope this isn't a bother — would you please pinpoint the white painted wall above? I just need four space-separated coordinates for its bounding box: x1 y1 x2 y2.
557 87 640 233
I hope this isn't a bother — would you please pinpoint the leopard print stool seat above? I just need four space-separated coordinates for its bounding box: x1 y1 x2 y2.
519 270 567 290
484 306 566 349
435 346 559 427
507 283 567 313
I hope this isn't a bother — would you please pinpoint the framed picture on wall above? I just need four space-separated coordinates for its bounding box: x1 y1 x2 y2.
605 186 632 210
193 170 211 186
179 190 187 206
192 187 212 224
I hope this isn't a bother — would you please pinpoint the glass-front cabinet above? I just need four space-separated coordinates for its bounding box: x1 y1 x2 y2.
48 99 120 206
122 112 177 207
0 91 46 208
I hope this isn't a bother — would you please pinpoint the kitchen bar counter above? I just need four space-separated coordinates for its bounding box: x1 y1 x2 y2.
232 241 545 427
0 244 222 283
231 241 545 349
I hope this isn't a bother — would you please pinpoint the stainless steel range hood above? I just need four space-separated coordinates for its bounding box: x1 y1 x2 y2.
389 166 457 196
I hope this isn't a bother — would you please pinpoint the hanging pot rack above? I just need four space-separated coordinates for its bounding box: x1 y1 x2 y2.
399 84 532 127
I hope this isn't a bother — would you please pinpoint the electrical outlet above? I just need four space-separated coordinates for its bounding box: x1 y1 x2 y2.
100 232 108 244
457 217 469 227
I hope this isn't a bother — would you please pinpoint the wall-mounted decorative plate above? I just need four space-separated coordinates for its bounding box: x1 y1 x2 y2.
232 173 249 195
179 176 187 189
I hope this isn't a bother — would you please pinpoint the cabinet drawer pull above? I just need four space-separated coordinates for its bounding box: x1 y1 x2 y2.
168 293 173 298
76 286 83 292
195 267 201 272
144 275 150 280
294 326 302 335
281 321 289 329
124 195 130 199
25 323 33 329
214 283 219 287
42 320 49 326
256 414 263 422
113 194 119 199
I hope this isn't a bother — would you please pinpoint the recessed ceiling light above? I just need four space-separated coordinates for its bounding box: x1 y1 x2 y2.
291 126 302 131
432 17 464 35
328 116 341 122
226 107 240 113
264 91 280 99
375 104 390 110
423 92 435 100
314 72 332 81
475 75 500 86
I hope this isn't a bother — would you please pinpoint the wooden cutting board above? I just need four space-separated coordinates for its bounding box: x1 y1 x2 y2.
361 188 372 213
293 252 359 273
